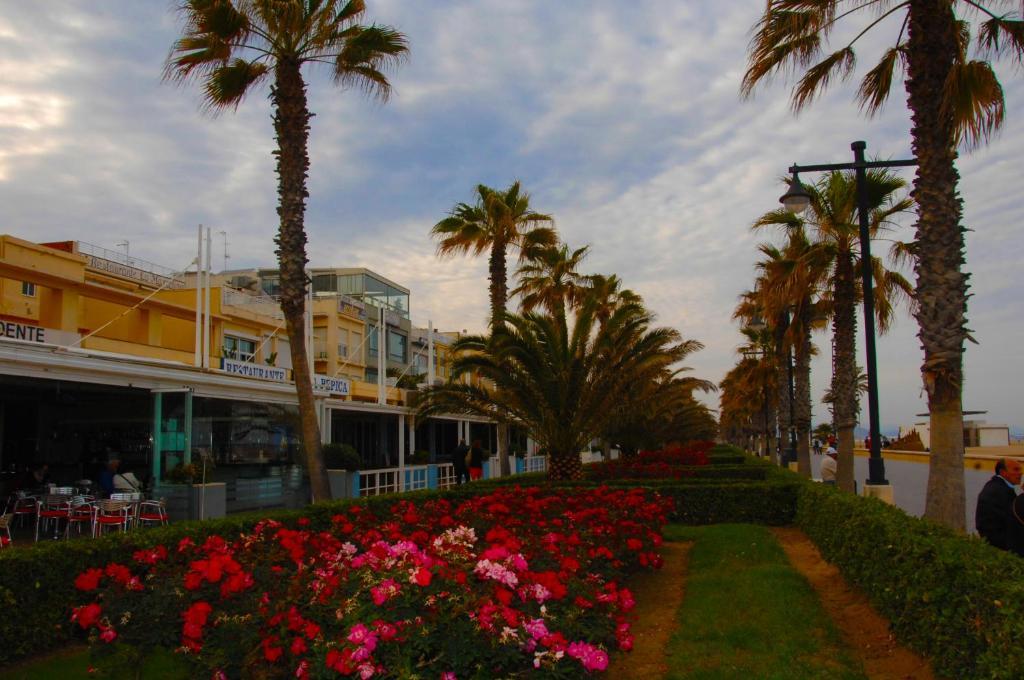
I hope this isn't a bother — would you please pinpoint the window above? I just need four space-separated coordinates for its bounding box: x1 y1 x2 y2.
365 368 378 383
21 282 35 297
368 325 379 357
260 276 280 297
223 335 256 362
387 331 406 362
351 331 362 358
336 329 348 358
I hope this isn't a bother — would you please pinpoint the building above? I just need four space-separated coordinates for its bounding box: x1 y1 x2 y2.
0 235 494 513
899 414 1011 449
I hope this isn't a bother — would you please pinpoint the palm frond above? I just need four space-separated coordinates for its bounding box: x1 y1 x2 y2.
793 47 856 109
857 45 905 114
977 15 1024 64
942 59 1006 149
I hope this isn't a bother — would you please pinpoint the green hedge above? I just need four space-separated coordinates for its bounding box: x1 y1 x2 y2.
796 482 1024 680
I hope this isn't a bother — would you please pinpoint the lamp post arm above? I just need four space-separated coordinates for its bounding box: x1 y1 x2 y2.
788 158 917 175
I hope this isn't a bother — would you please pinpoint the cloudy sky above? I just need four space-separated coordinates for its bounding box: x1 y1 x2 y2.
2 2 1021 432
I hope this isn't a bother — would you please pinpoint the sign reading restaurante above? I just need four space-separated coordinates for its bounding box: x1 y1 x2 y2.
220 357 287 382
0 321 81 347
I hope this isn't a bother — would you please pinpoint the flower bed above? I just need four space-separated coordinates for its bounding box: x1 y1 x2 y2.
587 441 713 481
70 485 670 678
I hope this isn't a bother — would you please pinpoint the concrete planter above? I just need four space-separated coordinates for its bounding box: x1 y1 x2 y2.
327 470 352 500
154 482 226 521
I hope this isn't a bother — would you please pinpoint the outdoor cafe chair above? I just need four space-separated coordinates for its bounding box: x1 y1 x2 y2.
137 499 168 528
6 492 36 529
66 496 95 538
35 494 72 542
110 492 143 528
0 512 11 548
92 500 131 537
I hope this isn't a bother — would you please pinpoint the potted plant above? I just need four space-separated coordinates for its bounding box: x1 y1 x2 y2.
324 443 360 500
156 453 225 521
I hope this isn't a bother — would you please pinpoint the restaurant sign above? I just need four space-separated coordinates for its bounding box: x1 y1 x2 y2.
314 374 351 396
220 358 287 382
0 321 80 347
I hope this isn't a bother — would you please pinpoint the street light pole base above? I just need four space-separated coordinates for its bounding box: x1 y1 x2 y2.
862 483 894 505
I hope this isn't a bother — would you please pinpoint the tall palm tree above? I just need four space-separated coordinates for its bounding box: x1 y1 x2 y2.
512 243 590 315
432 182 556 476
586 274 643 328
432 182 557 329
754 170 913 491
416 300 689 480
742 1 1024 528
166 0 408 502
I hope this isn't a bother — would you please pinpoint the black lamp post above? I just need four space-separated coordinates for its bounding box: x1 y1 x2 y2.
782 308 797 467
778 141 916 487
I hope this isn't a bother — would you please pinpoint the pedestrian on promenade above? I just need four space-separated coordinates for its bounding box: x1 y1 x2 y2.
452 439 470 485
468 440 485 481
820 447 838 485
1007 493 1024 557
976 457 1021 551
812 439 822 456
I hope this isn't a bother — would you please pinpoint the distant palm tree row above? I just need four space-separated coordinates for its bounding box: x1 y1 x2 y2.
720 171 913 492
420 181 716 480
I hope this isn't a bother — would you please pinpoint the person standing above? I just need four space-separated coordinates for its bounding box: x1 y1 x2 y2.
820 447 838 485
468 439 485 481
452 439 470 485
976 458 1022 551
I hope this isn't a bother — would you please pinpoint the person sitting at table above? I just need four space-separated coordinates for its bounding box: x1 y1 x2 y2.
113 465 143 494
15 463 50 491
98 458 120 496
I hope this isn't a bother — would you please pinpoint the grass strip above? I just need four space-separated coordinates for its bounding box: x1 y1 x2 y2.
661 524 866 680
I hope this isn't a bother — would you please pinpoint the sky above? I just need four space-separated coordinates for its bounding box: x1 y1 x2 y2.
1 1 1021 432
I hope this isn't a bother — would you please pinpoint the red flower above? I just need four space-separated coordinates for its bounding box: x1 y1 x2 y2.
412 567 432 587
73 603 102 629
104 563 132 586
626 538 643 551
261 636 284 663
74 568 103 592
289 636 307 656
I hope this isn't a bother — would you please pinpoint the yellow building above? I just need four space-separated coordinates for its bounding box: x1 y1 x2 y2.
0 235 493 513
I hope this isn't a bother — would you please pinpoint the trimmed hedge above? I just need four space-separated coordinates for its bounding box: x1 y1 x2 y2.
796 482 1024 680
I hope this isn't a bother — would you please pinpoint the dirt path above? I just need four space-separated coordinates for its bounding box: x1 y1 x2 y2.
606 541 692 679
771 527 937 680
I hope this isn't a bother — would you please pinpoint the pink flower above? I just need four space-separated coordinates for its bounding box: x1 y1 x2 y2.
99 626 117 643
441 673 457 680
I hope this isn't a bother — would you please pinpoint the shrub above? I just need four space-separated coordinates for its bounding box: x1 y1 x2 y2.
797 482 1024 679
322 443 360 471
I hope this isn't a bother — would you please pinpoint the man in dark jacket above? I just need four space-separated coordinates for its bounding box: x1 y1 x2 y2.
976 457 1021 550
452 439 470 485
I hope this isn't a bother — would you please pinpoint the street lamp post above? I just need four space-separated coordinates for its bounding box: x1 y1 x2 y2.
779 141 916 490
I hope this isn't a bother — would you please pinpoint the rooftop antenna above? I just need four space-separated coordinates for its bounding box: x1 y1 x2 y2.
218 231 229 272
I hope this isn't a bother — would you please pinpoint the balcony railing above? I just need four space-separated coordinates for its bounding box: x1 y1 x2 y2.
78 241 186 289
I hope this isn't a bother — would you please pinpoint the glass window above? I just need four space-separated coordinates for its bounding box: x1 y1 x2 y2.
387 331 406 362
223 335 256 362
260 276 280 296
190 397 301 466
365 368 378 383
21 282 35 297
312 273 336 294
368 325 379 356
337 329 349 358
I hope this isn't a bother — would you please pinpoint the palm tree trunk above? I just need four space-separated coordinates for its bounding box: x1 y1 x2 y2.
489 237 508 330
795 315 812 477
775 317 792 467
906 0 967 531
833 249 858 492
489 238 511 475
548 449 582 480
272 59 329 503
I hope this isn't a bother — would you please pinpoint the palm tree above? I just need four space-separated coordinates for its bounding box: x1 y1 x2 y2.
586 274 643 328
415 300 690 480
512 243 590 315
166 0 408 502
754 170 913 491
742 1 1024 528
432 182 557 476
432 182 557 329
754 232 824 478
